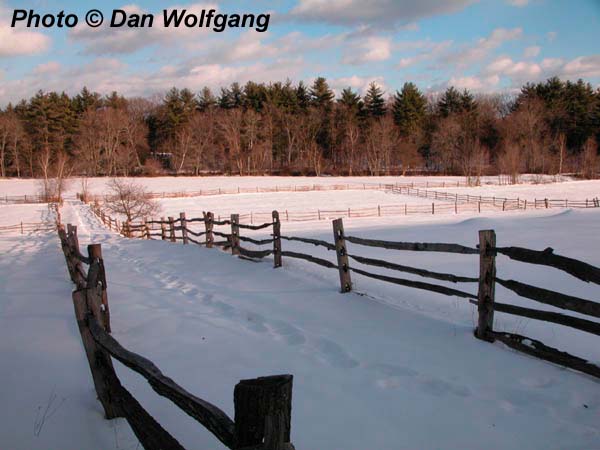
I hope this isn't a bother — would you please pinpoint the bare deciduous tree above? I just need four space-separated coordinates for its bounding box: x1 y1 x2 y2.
104 178 161 222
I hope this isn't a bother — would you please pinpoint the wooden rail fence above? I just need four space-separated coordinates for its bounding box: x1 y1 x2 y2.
58 223 296 450
89 204 600 381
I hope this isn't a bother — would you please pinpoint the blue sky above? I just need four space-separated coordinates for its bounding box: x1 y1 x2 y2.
0 0 599 104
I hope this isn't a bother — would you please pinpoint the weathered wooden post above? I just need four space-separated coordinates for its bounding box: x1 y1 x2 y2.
72 288 123 420
204 212 214 248
545 198 549 208
160 217 167 241
142 218 150 239
475 230 496 342
88 243 111 333
233 375 295 450
180 212 189 245
231 214 240 255
332 218 352 293
272 211 282 268
168 217 176 242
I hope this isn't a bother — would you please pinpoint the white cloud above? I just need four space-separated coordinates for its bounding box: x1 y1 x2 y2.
562 55 600 78
33 61 61 74
442 27 523 66
447 74 500 91
342 36 392 65
329 75 387 95
288 0 475 27
69 3 218 55
396 40 453 68
523 45 540 58
0 2 51 57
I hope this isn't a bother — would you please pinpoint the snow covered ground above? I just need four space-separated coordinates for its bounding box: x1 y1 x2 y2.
1 177 599 450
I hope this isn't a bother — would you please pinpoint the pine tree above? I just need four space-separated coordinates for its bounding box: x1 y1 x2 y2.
296 81 310 110
198 86 217 111
229 82 245 108
393 82 426 136
338 87 361 109
309 77 334 109
438 87 463 117
72 87 101 115
364 82 386 118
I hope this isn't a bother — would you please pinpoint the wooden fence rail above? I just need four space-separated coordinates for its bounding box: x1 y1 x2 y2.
58 223 296 450
87 204 600 380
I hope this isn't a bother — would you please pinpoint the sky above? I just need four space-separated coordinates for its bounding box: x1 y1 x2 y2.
0 0 599 105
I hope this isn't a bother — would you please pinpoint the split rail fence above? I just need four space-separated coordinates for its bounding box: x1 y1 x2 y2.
58 223 296 450
90 204 600 381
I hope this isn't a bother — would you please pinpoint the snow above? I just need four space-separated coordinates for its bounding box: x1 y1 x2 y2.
1 177 599 450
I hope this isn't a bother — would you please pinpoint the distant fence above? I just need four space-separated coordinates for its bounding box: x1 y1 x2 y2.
89 204 600 381
390 185 600 211
58 223 296 450
83 181 600 225
0 203 60 234
0 194 49 204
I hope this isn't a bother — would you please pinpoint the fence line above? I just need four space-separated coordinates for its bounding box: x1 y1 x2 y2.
58 222 296 450
88 204 600 381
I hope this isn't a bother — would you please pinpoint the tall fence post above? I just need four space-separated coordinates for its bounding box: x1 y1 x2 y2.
233 375 295 450
332 218 352 293
72 288 122 419
180 212 188 245
160 217 167 241
231 214 240 255
88 243 111 333
204 212 214 248
272 211 282 268
168 217 176 242
143 218 149 239
476 229 496 342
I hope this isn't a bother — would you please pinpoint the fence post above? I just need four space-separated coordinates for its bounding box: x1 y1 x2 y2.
231 214 240 255
160 217 167 240
545 198 549 208
204 212 214 248
475 230 496 342
143 218 149 239
168 217 176 242
180 212 188 245
332 218 352 293
72 288 122 419
377 205 381 217
233 375 295 450
88 243 111 333
20 221 23 234
272 211 282 268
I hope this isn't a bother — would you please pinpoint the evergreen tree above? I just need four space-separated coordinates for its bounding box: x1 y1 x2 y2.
338 87 361 109
229 82 245 108
309 77 334 109
72 87 101 115
219 87 233 109
104 91 127 110
393 82 426 136
198 86 217 111
295 81 310 110
438 87 463 117
364 82 386 118
244 81 267 111
460 89 476 112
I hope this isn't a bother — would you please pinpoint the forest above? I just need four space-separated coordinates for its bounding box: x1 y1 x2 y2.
0 76 598 183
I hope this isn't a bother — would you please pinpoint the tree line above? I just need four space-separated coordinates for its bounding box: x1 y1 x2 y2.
0 76 598 183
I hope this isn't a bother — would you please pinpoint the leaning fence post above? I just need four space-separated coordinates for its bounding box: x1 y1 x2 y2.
272 211 282 268
160 217 167 240
88 243 111 333
233 374 295 450
476 229 496 342
204 212 214 248
332 218 352 293
180 212 188 245
72 288 122 419
231 214 240 255
168 217 176 242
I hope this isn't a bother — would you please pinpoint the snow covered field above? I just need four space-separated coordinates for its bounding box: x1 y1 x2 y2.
1 177 599 450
